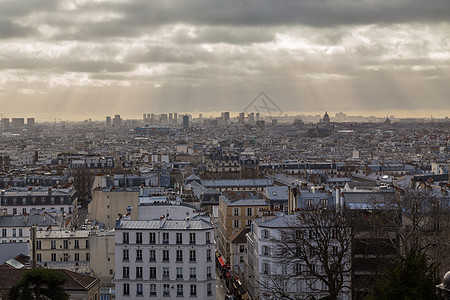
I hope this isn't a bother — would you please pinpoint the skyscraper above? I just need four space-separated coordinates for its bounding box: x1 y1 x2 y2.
183 116 189 131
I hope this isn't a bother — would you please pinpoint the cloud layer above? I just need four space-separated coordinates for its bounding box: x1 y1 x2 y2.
0 0 449 118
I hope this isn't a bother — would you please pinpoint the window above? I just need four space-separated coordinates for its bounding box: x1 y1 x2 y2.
150 284 156 296
1 229 6 237
63 240 68 249
207 266 212 278
149 249 156 262
295 263 302 275
207 283 212 296
233 219 240 228
75 253 80 261
240 256 244 262
306 199 314 207
263 262 270 275
123 232 129 244
189 250 196 262
51 240 56 249
233 208 239 216
123 267 129 278
163 267 169 279
206 232 211 244
37 254 42 262
177 284 183 296
12 229 16 237
123 249 129 261
190 267 196 279
321 199 328 207
162 250 169 262
136 249 142 262
86 253 90 261
149 267 157 279
206 249 211 261
162 232 169 244
136 267 143 279
177 267 183 279
263 245 270 256
51 253 56 261
74 240 79 249
262 229 270 239
136 232 142 244
239 245 245 253
176 233 183 244
246 219 252 226
36 241 41 249
86 240 89 249
149 232 156 244
189 233 196 244
163 284 170 296
176 250 183 262
63 253 68 261
190 284 197 296
123 283 130 296
247 207 253 216
22 208 26 214
136 283 143 296
13 208 17 215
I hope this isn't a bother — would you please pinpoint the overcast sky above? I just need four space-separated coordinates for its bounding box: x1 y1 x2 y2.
0 0 449 120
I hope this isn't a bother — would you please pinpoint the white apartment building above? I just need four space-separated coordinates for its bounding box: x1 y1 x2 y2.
115 203 216 299
246 214 351 300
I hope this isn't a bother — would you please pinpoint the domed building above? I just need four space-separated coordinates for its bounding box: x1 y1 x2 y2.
322 111 330 123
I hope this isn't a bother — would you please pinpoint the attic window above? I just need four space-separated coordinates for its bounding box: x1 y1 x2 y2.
272 192 277 196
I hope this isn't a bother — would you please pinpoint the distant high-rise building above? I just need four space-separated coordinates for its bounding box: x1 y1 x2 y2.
238 112 245 124
256 112 260 121
27 118 35 126
169 113 173 124
221 112 230 122
143 114 147 122
183 115 189 131
272 119 278 126
113 115 122 127
11 118 25 127
2 118 9 129
106 116 112 126
174 113 178 123
199 114 203 119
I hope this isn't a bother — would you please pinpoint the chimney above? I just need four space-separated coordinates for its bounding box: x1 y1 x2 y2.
186 217 190 228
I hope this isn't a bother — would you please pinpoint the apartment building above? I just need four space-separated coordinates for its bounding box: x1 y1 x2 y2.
217 194 269 261
115 203 216 299
35 230 90 272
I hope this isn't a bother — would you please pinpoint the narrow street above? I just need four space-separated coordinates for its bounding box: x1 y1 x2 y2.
216 266 230 299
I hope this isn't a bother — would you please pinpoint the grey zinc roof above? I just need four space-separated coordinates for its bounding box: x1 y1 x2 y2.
257 214 297 228
117 219 213 230
230 198 268 206
202 178 274 188
265 186 289 200
0 214 60 227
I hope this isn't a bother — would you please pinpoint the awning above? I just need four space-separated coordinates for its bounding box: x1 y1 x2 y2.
218 256 226 267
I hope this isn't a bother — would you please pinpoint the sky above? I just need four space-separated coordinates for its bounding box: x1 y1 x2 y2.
0 0 449 120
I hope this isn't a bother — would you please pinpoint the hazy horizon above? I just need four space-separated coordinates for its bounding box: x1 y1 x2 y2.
0 0 449 118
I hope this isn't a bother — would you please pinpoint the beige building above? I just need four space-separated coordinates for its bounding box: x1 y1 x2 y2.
88 187 139 229
89 229 115 287
217 195 269 261
35 230 90 272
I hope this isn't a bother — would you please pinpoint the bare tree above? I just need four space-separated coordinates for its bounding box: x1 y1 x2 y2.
265 207 353 300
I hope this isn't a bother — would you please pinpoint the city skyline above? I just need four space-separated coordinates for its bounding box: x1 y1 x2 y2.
0 0 449 118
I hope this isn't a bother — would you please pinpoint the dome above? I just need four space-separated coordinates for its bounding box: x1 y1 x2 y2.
444 271 450 289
